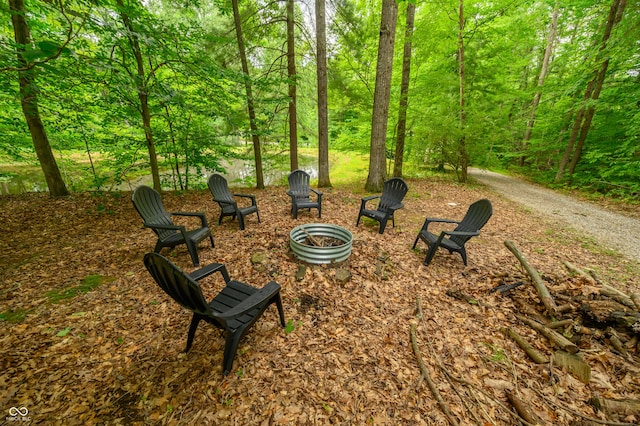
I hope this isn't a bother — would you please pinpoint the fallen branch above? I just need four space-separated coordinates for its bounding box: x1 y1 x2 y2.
447 375 538 426
631 293 640 312
589 396 640 417
503 327 548 364
562 261 597 284
411 298 459 426
517 315 579 354
533 388 637 426
506 390 541 425
600 284 637 310
446 289 480 306
300 226 322 247
505 240 558 316
547 319 573 329
410 324 459 425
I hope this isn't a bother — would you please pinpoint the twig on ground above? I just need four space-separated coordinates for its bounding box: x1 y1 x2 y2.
411 298 459 426
532 387 637 426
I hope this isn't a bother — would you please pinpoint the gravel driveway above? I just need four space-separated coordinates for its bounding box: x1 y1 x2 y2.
468 168 640 263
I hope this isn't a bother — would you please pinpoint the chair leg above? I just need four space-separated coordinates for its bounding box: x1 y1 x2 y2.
412 234 420 249
209 235 215 248
378 218 388 234
222 332 244 376
238 214 246 230
423 244 439 266
256 209 261 224
356 212 362 227
218 213 224 225
185 315 202 352
318 205 322 218
459 248 468 266
186 240 200 266
274 294 286 327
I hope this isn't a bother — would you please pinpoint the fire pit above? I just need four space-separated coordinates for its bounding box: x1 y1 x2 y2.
290 223 353 264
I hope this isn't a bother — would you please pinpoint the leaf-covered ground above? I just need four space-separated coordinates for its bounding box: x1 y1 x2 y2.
1 178 639 425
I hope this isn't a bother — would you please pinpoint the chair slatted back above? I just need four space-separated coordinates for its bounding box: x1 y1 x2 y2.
288 170 311 200
450 199 493 246
208 174 235 204
132 186 176 240
144 252 213 317
378 178 408 211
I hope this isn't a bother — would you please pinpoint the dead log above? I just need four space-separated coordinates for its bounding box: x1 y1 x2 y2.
557 304 575 314
505 240 558 316
517 315 579 354
588 397 640 417
547 319 573 329
631 293 640 312
512 298 548 323
580 300 640 331
606 327 628 356
503 327 548 364
563 261 597 284
505 390 542 425
587 270 639 311
600 284 636 310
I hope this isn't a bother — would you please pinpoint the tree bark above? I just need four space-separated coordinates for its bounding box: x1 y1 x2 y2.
287 0 298 171
9 0 69 197
392 1 414 179
456 0 468 183
520 2 558 166
232 0 265 189
117 0 161 192
505 240 558 316
366 0 398 192
556 0 626 182
316 0 331 188
503 327 549 364
517 315 579 354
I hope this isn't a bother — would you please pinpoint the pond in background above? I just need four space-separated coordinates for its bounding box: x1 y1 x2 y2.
0 157 318 195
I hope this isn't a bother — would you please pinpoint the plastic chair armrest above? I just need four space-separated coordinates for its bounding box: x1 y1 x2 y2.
171 211 209 227
189 262 230 283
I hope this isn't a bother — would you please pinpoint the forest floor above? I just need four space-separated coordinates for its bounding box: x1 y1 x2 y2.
1 176 639 425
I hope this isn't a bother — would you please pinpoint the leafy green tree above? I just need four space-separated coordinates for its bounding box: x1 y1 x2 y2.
366 0 397 192
5 0 71 196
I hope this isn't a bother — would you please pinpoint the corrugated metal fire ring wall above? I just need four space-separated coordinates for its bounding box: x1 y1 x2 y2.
290 223 353 264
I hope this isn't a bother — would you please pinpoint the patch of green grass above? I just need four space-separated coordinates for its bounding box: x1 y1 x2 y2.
0 308 28 323
483 343 507 363
285 319 301 334
327 151 369 186
45 274 115 304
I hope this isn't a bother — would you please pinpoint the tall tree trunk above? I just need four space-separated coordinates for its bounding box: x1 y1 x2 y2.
287 0 298 171
9 0 68 197
393 1 415 178
520 2 558 167
457 0 468 183
568 0 626 177
556 0 626 182
366 0 398 192
316 0 332 187
117 0 161 192
232 0 265 189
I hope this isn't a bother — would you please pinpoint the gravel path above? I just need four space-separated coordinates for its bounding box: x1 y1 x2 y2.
468 168 640 263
